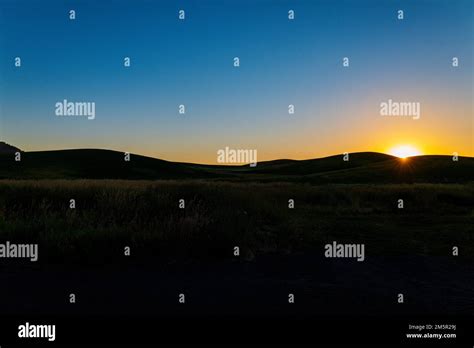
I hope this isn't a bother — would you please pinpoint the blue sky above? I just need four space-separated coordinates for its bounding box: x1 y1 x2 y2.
0 0 472 163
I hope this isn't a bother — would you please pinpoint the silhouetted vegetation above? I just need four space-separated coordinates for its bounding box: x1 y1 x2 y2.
0 180 472 265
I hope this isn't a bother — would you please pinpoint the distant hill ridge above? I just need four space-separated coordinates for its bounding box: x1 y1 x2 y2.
0 148 472 183
0 141 21 154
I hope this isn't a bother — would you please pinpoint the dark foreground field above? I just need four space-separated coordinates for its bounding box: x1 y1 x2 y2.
0 179 473 320
1 180 473 262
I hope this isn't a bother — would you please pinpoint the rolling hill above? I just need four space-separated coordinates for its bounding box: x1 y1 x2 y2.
0 148 472 183
0 141 21 154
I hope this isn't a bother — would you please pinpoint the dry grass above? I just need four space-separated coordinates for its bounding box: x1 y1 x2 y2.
0 180 472 264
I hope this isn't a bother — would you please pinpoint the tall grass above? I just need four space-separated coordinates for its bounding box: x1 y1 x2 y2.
0 180 472 264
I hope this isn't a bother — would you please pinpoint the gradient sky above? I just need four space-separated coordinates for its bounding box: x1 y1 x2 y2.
0 0 472 163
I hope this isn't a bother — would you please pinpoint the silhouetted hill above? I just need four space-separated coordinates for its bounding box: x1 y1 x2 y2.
298 155 474 184
0 149 472 183
0 149 210 180
241 152 395 175
0 141 21 154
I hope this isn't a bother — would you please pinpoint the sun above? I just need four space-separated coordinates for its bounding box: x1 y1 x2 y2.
388 145 422 158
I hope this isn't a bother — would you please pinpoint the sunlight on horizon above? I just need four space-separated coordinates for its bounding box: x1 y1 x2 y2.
388 145 422 159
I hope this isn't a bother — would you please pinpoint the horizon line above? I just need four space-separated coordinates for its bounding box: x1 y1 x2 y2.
4 145 472 166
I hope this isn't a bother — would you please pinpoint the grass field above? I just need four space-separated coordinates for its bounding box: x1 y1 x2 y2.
1 179 472 265
1 153 473 318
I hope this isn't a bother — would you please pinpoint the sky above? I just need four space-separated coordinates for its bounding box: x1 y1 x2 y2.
0 0 472 163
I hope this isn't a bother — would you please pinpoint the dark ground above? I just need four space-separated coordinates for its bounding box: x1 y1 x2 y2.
2 254 472 318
